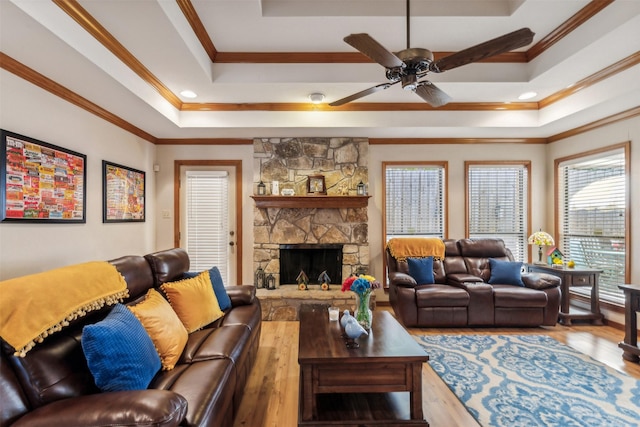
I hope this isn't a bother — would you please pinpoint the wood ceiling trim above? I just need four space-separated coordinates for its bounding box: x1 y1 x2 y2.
539 51 640 109
176 0 217 62
52 0 183 109
180 101 538 112
4 49 636 147
370 138 548 145
526 0 615 61
547 106 640 142
0 52 156 143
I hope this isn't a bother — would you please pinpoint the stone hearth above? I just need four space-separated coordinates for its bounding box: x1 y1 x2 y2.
257 286 376 321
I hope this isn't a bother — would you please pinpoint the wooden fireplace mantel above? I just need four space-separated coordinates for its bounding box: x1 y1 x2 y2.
251 195 370 209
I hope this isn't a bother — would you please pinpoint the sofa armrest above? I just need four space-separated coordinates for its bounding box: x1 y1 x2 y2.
12 390 187 427
388 271 417 288
522 273 561 290
226 285 256 306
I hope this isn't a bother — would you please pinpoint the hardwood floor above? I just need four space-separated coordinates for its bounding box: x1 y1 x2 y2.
233 309 640 427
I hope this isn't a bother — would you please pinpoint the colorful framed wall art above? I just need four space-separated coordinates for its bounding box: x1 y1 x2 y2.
102 160 145 223
1 129 86 223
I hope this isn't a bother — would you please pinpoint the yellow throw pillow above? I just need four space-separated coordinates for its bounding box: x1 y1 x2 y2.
161 271 224 333
128 289 188 370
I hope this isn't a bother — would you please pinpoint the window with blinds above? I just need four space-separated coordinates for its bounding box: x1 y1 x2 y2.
185 171 229 281
466 163 529 261
385 164 445 239
558 148 627 303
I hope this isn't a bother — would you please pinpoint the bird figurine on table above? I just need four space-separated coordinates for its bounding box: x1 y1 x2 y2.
344 317 368 348
340 309 352 328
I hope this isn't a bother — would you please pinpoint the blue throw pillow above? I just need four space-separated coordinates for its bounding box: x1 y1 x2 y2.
82 304 161 391
183 266 232 311
406 257 435 284
488 259 524 286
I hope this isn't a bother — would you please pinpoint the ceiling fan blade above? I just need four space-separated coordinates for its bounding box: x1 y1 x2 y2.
414 81 452 107
329 81 398 106
429 27 535 73
344 33 405 69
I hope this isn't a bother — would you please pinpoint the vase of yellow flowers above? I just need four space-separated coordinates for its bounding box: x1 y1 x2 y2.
342 274 380 330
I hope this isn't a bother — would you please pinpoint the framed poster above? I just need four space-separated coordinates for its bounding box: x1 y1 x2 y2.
102 160 145 222
1 129 86 223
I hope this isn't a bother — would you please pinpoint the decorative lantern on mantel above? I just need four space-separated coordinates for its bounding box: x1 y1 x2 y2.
357 181 366 196
266 274 276 290
257 180 266 195
254 266 265 288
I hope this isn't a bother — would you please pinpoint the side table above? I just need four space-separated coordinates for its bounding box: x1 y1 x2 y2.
525 264 604 326
618 284 640 363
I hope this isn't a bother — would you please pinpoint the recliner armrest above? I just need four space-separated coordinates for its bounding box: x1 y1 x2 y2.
447 273 484 287
12 390 187 427
226 285 256 306
522 273 561 290
388 271 417 288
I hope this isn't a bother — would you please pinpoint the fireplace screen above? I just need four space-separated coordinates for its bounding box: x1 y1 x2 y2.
279 244 343 286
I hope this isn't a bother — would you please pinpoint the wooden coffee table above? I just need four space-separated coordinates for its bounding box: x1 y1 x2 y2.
298 308 429 426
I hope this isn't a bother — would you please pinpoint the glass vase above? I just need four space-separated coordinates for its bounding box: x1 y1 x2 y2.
354 291 373 330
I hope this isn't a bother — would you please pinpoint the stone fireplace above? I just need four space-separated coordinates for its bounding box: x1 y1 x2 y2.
252 137 369 288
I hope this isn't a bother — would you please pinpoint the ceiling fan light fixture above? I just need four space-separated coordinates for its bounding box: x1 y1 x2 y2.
401 74 417 91
308 93 325 104
518 91 537 100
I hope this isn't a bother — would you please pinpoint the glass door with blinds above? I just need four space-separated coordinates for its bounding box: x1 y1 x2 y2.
180 168 236 285
557 146 628 303
466 162 530 261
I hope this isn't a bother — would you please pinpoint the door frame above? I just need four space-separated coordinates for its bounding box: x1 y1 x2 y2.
174 160 243 284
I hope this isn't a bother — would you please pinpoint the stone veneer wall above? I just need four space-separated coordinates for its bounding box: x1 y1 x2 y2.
253 137 369 287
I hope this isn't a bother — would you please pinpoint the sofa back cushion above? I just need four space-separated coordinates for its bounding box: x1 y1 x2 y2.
144 248 190 286
109 255 155 302
0 351 31 426
458 238 513 281
3 314 103 409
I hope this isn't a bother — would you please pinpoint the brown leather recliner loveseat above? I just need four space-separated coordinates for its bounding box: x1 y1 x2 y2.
387 238 561 328
1 248 261 427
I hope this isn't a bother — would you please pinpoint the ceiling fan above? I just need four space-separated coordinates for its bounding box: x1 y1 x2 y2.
329 0 535 107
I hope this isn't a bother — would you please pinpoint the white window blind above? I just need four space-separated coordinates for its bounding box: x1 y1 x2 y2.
467 164 528 261
558 150 626 303
185 171 229 282
385 165 445 239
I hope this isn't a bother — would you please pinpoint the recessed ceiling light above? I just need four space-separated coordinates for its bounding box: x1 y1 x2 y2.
180 90 198 99
518 91 537 100
308 93 325 104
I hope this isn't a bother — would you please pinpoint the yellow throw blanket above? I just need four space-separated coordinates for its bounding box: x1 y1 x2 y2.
0 261 129 357
387 237 445 261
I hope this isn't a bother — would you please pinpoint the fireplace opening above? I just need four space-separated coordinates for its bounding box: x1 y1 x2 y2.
279 244 343 286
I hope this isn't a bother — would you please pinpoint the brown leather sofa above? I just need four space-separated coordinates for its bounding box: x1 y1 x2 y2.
387 238 561 328
1 248 261 427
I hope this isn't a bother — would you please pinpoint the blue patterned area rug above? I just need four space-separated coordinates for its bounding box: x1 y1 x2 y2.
415 334 640 427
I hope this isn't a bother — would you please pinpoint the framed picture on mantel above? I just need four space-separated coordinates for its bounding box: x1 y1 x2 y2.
307 174 326 195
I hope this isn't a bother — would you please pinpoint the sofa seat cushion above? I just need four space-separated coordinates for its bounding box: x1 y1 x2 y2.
150 358 235 427
222 302 262 332
416 285 470 308
180 325 250 365
493 285 548 308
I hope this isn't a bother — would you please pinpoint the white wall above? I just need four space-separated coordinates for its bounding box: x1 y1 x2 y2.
0 71 157 280
546 116 640 326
